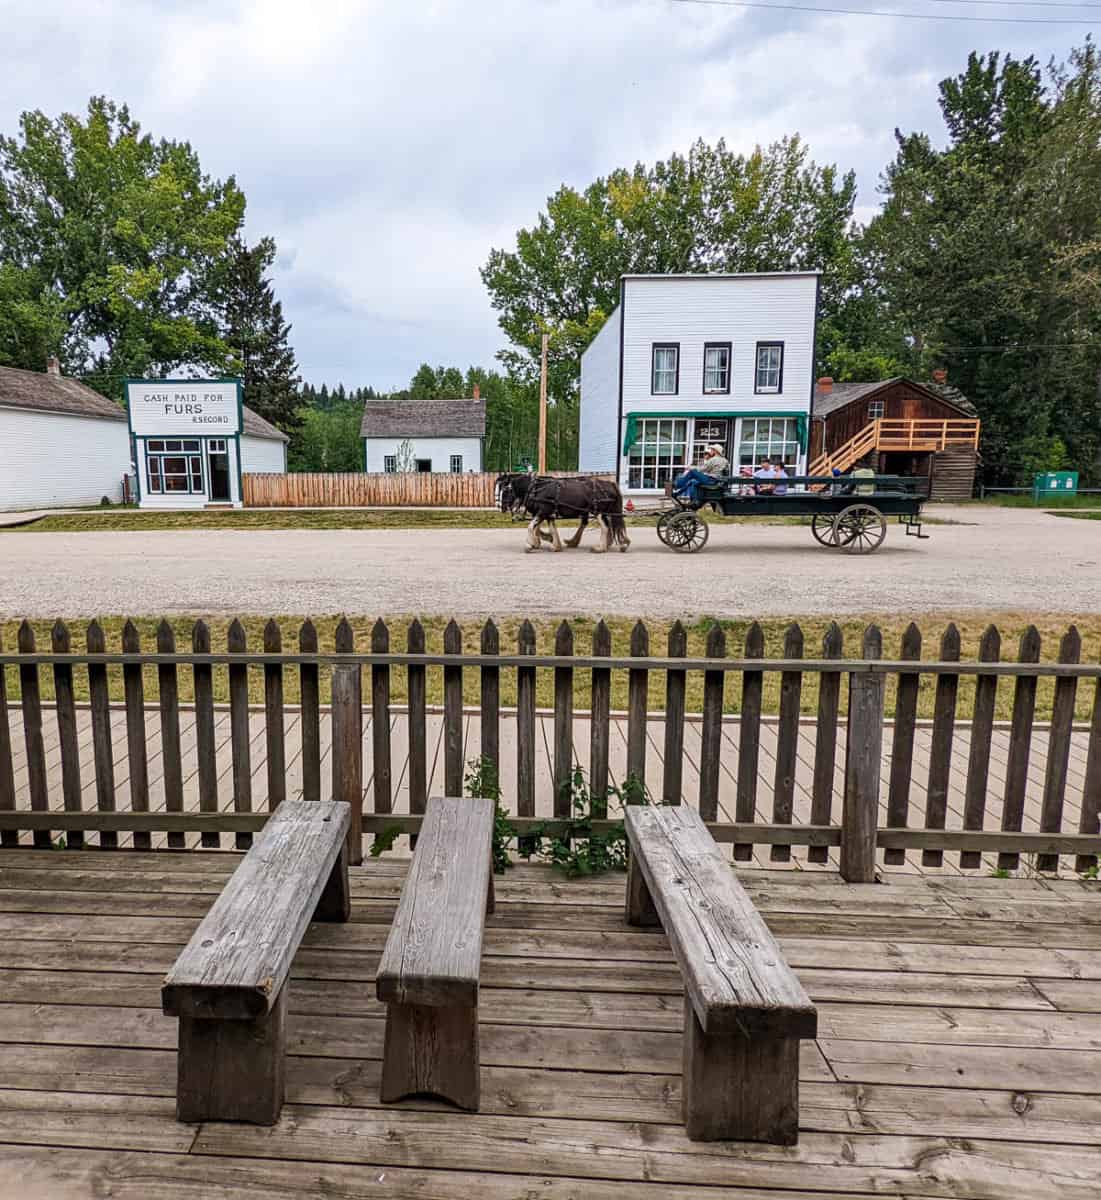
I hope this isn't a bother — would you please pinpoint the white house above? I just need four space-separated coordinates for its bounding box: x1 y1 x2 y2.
361 395 486 474
0 362 288 511
0 360 131 509
579 272 820 494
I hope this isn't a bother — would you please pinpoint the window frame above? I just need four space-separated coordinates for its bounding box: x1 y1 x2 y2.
702 342 732 395
754 341 785 395
449 454 463 475
383 455 397 474
650 342 680 396
626 417 690 491
867 399 885 420
735 417 802 477
145 443 205 496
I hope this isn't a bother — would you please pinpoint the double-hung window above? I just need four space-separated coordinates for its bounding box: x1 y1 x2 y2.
383 455 397 474
867 399 885 420
754 342 784 394
702 343 731 394
146 439 203 494
450 454 463 474
651 344 679 395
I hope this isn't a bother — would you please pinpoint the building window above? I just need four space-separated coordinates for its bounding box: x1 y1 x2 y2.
692 419 730 464
736 418 801 475
867 399 885 419
146 439 203 495
754 342 784 394
383 455 397 474
702 343 731 394
651 344 679 395
627 418 688 490
450 454 463 474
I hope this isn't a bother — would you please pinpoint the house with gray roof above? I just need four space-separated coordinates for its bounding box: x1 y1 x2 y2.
360 392 486 475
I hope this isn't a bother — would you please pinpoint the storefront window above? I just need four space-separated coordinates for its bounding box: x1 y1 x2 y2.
691 419 730 465
736 418 801 475
146 440 204 494
627 418 688 489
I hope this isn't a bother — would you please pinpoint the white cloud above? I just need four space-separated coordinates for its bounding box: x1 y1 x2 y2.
0 0 1084 386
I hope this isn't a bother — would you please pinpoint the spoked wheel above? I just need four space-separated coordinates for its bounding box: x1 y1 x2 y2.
656 511 679 547
833 504 887 554
663 511 710 553
811 512 839 547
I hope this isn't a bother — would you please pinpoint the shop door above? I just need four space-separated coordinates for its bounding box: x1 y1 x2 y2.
208 441 231 502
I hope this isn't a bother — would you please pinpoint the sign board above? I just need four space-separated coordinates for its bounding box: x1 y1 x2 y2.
695 420 729 443
1033 470 1078 498
127 380 240 436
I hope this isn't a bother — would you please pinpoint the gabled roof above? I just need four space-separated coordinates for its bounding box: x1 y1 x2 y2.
0 364 127 422
242 406 289 442
360 398 486 439
813 377 976 418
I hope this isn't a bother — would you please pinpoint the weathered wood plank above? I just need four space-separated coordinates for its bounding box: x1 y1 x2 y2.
923 624 961 868
771 624 803 862
0 631 16 849
1039 628 1081 872
553 622 574 817
590 621 612 816
407 620 428 827
479 619 500 780
1000 626 1041 872
516 621 536 850
370 619 393 819
626 621 649 796
226 619 253 851
51 620 85 850
809 623 843 864
841 627 883 884
697 625 725 824
443 620 464 797
17 623 51 849
1077 667 1101 874
662 621 687 806
961 625 1000 869
734 622 764 862
88 620 120 851
191 620 219 849
884 623 921 866
263 620 286 811
298 620 322 804
333 618 363 864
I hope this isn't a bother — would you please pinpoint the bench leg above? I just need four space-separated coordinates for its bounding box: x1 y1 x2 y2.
314 842 351 922
681 997 800 1145
176 984 287 1124
380 1002 479 1111
625 851 660 926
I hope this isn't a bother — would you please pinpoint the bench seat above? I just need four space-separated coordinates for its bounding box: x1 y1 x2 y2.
162 799 351 1124
624 803 817 1144
376 795 495 1110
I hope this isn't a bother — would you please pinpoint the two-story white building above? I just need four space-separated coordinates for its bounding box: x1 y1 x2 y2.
578 272 819 494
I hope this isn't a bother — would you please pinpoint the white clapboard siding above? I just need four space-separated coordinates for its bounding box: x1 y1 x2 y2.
578 306 621 474
240 435 287 474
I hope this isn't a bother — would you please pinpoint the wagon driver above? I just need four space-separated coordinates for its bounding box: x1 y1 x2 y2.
673 444 730 502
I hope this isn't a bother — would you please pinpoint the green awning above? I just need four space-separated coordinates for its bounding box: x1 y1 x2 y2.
623 411 809 454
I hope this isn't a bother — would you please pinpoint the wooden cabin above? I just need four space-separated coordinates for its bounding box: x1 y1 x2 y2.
809 375 980 501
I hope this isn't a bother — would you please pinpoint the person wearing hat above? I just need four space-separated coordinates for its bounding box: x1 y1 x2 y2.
673 443 730 502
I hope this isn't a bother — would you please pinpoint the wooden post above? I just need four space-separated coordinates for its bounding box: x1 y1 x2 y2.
227 620 252 852
121 621 150 851
52 621 85 851
88 620 119 851
840 627 884 883
371 619 392 819
553 622 574 817
264 620 286 811
590 621 612 818
771 623 803 862
961 625 1000 869
884 623 921 867
333 618 363 864
17 622 50 847
443 620 463 797
0 631 17 849
1038 627 1081 873
626 621 649 800
923 624 961 868
479 620 500 780
809 623 843 864
698 625 726 824
538 332 549 474
734 622 764 862
192 621 219 849
1076 660 1101 875
1000 626 1041 872
298 620 321 804
408 620 428 825
662 621 687 806
516 620 537 854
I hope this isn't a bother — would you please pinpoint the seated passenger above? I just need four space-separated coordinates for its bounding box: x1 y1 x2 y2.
772 461 789 495
673 444 729 502
753 457 779 494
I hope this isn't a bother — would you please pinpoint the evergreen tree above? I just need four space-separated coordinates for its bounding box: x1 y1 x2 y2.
219 234 301 431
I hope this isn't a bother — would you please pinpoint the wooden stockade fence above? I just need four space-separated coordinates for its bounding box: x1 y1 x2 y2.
241 471 613 509
1 617 1099 881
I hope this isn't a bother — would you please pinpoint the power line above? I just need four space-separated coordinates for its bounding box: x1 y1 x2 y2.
668 0 1098 22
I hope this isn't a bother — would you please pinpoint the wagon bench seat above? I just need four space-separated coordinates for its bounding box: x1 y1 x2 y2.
161 799 351 1124
625 803 818 1144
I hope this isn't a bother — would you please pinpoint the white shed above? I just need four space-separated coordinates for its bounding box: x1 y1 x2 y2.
0 361 131 510
360 397 486 475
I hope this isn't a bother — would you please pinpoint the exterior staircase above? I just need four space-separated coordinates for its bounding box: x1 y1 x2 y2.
809 418 981 477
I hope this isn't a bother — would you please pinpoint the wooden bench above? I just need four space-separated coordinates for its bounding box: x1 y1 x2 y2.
161 799 351 1124
376 794 495 1110
624 804 817 1144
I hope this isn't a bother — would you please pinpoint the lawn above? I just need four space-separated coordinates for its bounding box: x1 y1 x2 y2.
2 612 1096 721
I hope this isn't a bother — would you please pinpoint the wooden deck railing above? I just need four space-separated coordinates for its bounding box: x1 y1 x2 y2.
809 418 981 477
1 618 1098 881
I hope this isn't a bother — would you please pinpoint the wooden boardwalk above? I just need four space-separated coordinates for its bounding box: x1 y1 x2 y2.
3 703 1092 873
0 851 1098 1197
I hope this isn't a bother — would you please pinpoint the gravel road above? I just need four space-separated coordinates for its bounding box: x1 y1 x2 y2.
0 506 1096 618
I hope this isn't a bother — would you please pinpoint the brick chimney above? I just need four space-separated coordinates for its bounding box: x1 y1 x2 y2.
817 376 833 394
46 355 61 376
931 368 948 385
472 384 480 400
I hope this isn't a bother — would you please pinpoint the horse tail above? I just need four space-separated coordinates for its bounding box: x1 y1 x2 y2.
608 512 628 541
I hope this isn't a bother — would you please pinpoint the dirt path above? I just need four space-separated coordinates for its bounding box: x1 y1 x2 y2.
0 505 1096 618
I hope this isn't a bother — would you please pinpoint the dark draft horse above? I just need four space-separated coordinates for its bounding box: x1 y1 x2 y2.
496 473 631 553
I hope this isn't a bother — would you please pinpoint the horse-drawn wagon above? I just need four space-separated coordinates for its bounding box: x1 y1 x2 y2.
652 474 929 555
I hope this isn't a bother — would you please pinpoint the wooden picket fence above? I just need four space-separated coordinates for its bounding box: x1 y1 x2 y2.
1 617 1099 881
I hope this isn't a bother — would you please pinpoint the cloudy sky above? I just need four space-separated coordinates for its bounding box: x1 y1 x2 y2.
1 0 1092 388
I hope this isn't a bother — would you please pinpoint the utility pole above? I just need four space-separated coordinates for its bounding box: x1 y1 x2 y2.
538 332 549 474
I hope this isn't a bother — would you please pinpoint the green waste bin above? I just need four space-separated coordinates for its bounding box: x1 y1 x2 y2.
1033 471 1078 500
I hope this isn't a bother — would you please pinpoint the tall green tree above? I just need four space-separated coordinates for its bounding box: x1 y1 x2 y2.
0 96 245 394
482 136 858 428
218 235 301 431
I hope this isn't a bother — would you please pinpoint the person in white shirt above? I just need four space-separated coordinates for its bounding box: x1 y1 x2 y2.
753 457 779 494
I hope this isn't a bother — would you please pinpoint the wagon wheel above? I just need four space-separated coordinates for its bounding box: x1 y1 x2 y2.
810 512 839 547
656 511 679 547
833 504 887 554
664 511 710 554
